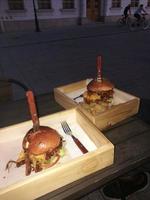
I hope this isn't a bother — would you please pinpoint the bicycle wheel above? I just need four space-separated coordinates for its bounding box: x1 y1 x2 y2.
128 19 137 31
142 20 150 30
116 18 125 27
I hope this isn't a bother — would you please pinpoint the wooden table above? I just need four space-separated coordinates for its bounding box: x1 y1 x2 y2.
1 95 150 200
37 115 150 200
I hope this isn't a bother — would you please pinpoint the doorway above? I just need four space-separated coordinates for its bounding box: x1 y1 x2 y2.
86 0 101 21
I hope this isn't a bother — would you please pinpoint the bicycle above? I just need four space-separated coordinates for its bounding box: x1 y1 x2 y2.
128 14 150 31
116 15 131 27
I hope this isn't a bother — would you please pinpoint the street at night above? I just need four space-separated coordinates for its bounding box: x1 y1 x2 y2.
0 24 150 100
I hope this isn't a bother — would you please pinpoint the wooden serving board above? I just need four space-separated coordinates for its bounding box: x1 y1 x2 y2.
54 80 140 130
0 108 114 200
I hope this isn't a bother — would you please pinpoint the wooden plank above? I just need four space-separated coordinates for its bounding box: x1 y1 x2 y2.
115 130 150 165
80 189 105 200
37 120 150 200
54 87 77 109
54 80 140 130
0 92 149 200
104 118 150 144
0 109 114 200
94 98 140 130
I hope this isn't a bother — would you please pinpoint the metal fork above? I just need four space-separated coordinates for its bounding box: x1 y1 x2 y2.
73 94 83 100
61 121 88 154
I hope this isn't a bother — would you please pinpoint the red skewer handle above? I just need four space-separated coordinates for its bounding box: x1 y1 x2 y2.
26 90 39 131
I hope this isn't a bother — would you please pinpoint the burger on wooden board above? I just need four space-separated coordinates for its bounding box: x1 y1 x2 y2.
6 91 64 176
83 56 114 105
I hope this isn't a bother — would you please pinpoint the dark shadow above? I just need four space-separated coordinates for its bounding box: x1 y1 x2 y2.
138 98 150 124
101 99 150 200
102 171 149 199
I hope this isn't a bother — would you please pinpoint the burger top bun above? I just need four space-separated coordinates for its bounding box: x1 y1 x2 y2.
87 79 114 93
23 126 61 155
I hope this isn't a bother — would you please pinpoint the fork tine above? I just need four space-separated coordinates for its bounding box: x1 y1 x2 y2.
64 121 71 132
61 121 88 154
61 121 88 153
61 121 65 131
61 121 71 134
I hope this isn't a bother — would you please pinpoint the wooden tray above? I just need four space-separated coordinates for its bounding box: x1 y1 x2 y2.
0 108 114 200
54 79 140 130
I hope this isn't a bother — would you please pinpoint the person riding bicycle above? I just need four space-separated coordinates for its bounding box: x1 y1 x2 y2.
134 4 147 22
123 4 131 22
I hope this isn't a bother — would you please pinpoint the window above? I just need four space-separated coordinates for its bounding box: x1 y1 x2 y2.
147 0 150 7
95 0 99 8
37 0 51 9
112 0 121 8
131 0 139 7
8 0 24 10
63 0 74 9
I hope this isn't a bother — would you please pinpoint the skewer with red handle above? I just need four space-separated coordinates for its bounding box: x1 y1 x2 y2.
97 55 102 82
26 90 40 132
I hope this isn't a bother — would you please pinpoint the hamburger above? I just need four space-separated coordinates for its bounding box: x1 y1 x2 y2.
6 126 64 176
83 78 114 104
83 55 114 105
6 90 65 176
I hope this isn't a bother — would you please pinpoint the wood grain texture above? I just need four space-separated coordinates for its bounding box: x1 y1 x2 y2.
37 117 150 200
0 108 114 200
54 80 140 130
0 93 150 200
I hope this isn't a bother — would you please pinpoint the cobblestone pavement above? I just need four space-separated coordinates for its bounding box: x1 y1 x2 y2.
0 24 150 100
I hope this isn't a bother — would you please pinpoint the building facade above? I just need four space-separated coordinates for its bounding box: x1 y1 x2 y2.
0 0 150 32
0 0 87 32
104 0 150 22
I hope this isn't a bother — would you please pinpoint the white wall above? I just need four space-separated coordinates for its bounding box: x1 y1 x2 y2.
1 0 150 21
0 0 86 21
0 0 87 32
